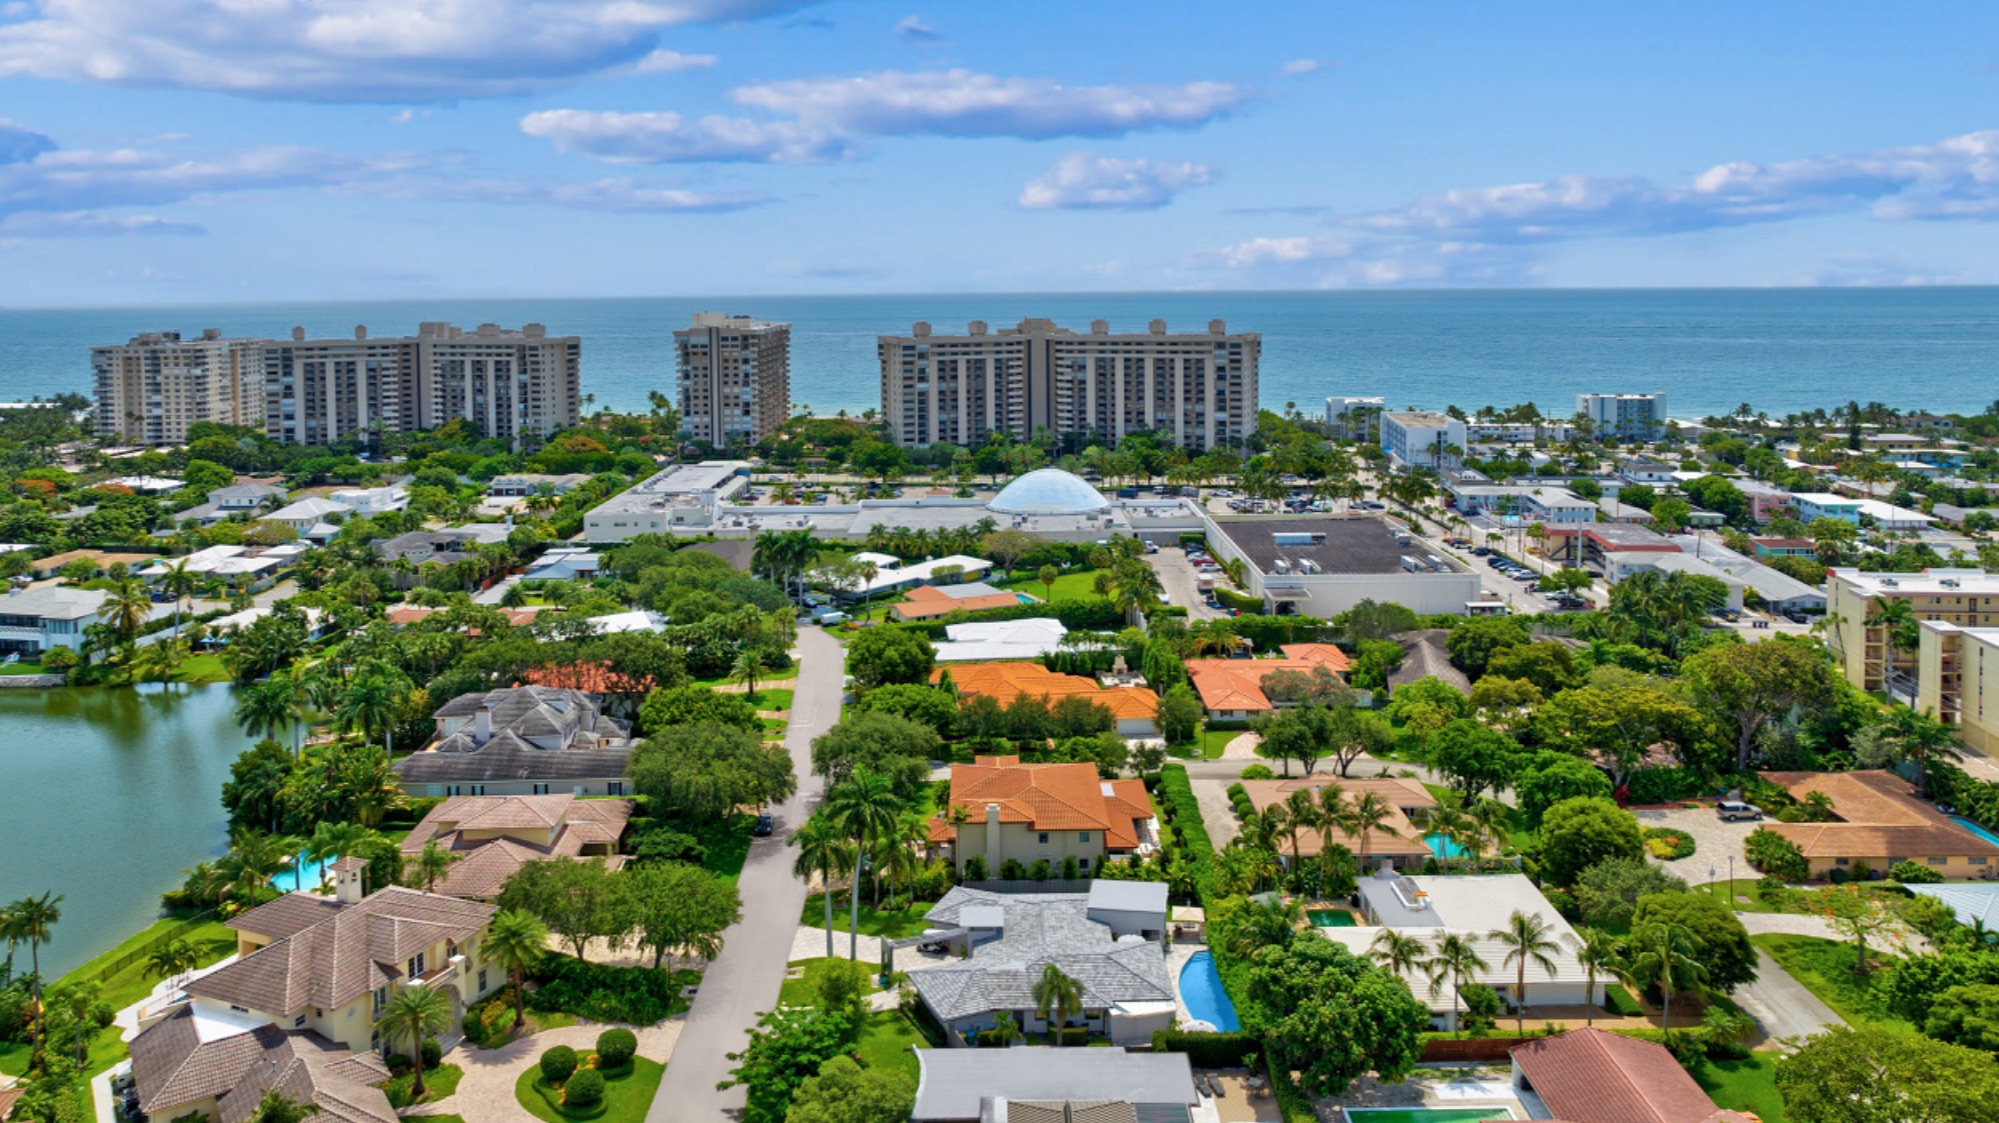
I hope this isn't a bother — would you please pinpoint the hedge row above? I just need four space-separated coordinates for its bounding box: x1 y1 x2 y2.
1226 782 1254 821
909 595 1125 636
1151 1030 1260 1067
1156 764 1215 898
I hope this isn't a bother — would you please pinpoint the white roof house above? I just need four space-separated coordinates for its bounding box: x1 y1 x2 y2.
139 546 289 580
933 618 1069 663
587 610 667 634
821 554 995 597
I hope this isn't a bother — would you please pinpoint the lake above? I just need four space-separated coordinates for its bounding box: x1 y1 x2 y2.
0 684 251 977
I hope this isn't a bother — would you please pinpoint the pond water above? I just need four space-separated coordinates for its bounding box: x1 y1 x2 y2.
0 683 252 976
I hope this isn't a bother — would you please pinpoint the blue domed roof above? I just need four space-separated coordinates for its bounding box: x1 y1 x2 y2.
987 468 1113 515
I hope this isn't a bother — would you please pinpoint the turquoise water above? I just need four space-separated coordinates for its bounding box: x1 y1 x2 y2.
270 852 331 893
1426 833 1471 859
7 288 1999 416
1343 1103 1511 1111
1014 593 1034 604
1177 950 1241 1033
1952 817 1999 848
1307 909 1357 927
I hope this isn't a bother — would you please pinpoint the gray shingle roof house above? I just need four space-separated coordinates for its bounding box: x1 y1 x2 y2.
912 1048 1198 1123
130 1007 395 1123
907 887 1175 1047
392 686 633 796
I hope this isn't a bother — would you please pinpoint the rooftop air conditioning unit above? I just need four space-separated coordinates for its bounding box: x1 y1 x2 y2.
1273 558 1291 573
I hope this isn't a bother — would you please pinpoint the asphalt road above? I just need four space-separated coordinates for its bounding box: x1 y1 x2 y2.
1734 947 1846 1048
646 625 842 1122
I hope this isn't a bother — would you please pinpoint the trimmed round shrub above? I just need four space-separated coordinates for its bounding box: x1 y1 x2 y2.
420 1037 442 1070
539 1045 578 1084
1890 860 1945 884
563 1069 605 1110
1239 764 1276 780
595 1028 637 1069
385 1054 414 1077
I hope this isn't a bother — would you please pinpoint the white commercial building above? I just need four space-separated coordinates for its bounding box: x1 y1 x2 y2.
580 461 754 543
1576 392 1667 440
1326 396 1386 437
92 330 265 446
879 317 1259 452
1201 516 1482 617
1380 411 1467 471
675 312 791 448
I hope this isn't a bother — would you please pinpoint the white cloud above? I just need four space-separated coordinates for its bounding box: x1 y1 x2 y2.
518 108 852 163
731 68 1251 138
1018 152 1218 211
0 0 809 101
894 15 945 43
1278 59 1320 76
632 49 717 73
0 211 201 236
381 175 769 212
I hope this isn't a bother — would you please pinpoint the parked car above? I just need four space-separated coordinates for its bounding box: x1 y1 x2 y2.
1716 800 1763 822
753 813 775 836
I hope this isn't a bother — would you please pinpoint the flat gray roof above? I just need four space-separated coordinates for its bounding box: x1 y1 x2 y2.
1216 516 1442 576
913 1048 1196 1121
1087 880 1168 914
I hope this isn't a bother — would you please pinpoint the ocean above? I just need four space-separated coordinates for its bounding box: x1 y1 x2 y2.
5 287 1998 421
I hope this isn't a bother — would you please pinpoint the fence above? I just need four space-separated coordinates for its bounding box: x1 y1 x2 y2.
960 879 1097 895
92 910 219 984
1420 1035 1535 1062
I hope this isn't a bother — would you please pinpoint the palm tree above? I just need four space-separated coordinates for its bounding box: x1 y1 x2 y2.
1469 798 1514 864
145 939 201 992
790 818 857 959
1369 929 1428 981
1424 932 1489 1037
9 892 61 1061
1031 963 1086 1045
103 578 151 641
1890 707 1963 797
732 647 772 702
1345 790 1396 868
1864 596 1920 688
823 768 903 961
407 840 461 892
1278 789 1320 872
483 909 546 1031
378 986 454 1096
1492 909 1561 1035
1220 897 1303 961
0 901 19 983
160 559 198 638
1037 565 1060 601
1422 802 1475 872
337 671 404 757
1626 922 1707 1040
223 830 294 905
1575 927 1619 1029
305 822 370 891
133 636 186 687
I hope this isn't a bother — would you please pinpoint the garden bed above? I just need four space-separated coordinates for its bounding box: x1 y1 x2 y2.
516 1057 664 1123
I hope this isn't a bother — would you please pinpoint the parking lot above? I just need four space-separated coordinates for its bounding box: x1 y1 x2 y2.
1146 544 1229 622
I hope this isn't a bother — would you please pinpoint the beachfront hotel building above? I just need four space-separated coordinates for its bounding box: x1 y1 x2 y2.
877 317 1259 452
92 330 266 446
675 312 791 447
262 322 580 448
1379 410 1467 470
1576 392 1668 440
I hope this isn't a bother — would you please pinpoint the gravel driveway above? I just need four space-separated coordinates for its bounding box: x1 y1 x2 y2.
409 1020 684 1123
1632 805 1758 885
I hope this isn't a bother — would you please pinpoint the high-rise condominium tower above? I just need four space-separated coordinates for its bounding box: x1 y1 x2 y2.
92 330 266 446
675 313 792 447
877 317 1259 451
263 322 579 448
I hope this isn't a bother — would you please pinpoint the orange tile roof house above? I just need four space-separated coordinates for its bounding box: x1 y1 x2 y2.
1238 777 1438 867
890 582 1031 621
937 662 1161 738
1185 654 1350 720
1510 1028 1755 1123
929 756 1158 874
398 794 633 899
1762 769 1999 879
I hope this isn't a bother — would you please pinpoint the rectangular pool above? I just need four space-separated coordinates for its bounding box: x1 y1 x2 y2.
1307 909 1356 927
1346 1110 1516 1123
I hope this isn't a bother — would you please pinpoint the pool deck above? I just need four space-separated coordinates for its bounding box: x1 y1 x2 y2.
1166 938 1210 1028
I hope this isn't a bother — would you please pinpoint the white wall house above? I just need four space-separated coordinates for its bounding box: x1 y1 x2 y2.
0 586 108 654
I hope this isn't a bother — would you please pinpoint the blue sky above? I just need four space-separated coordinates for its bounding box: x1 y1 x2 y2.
4 0 1999 304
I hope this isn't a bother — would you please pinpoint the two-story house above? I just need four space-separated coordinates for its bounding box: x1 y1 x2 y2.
0 585 107 655
398 794 633 899
392 686 634 797
927 756 1158 874
128 860 498 1123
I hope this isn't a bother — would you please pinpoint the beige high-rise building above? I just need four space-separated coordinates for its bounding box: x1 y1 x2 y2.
1919 620 1999 752
263 322 579 448
92 330 265 446
878 317 1259 452
675 313 791 448
1826 566 1999 695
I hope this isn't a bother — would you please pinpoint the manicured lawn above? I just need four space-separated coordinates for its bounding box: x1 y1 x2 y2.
1690 1053 1787 1123
1752 934 1908 1030
995 569 1106 602
515 1057 665 1123
778 958 882 1008
1704 878 1785 913
746 688 793 712
695 814 756 887
691 665 798 689
1199 725 1246 760
0 661 47 675
852 1012 924 1082
801 893 935 939
386 1063 463 1108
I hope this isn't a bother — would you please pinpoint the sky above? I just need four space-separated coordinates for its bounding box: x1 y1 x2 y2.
5 1 1999 304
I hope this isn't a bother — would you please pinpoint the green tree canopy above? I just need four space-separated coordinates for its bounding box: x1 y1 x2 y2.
1538 796 1644 887
637 684 763 735
1776 1025 1999 1123
1631 890 1758 992
629 721 797 824
846 626 936 689
809 709 942 797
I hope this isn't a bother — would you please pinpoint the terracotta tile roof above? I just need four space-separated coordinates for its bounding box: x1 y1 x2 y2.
891 589 1025 619
523 660 661 695
1239 778 1432 858
1185 657 1347 714
935 662 1158 719
1280 643 1354 673
190 888 495 1014
1764 770 1937 826
933 757 1156 851
0 1087 20 1121
1758 769 1999 859
385 604 543 628
1510 1027 1727 1123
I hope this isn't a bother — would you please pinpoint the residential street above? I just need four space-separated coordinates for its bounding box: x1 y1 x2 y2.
1735 947 1846 1048
646 625 841 1122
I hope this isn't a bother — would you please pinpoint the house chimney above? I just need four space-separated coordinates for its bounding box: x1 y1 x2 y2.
985 802 1001 871
333 857 366 904
474 704 493 743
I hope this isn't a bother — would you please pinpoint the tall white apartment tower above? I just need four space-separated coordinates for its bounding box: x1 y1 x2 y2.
878 317 1259 452
263 322 580 448
675 313 792 448
92 330 265 446
1576 392 1667 440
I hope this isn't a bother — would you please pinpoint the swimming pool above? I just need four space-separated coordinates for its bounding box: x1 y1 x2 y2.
1307 909 1356 927
1425 833 1471 859
1346 1109 1515 1123
269 852 330 893
1953 817 1999 849
1177 950 1241 1032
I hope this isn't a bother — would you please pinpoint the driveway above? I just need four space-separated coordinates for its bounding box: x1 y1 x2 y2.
1632 806 1758 885
1147 548 1226 622
412 1021 683 1123
645 627 841 1122
1733 949 1844 1049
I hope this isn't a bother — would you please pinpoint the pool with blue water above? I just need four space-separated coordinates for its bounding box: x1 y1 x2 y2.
1177 949 1241 1032
1425 833 1470 859
269 852 332 893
